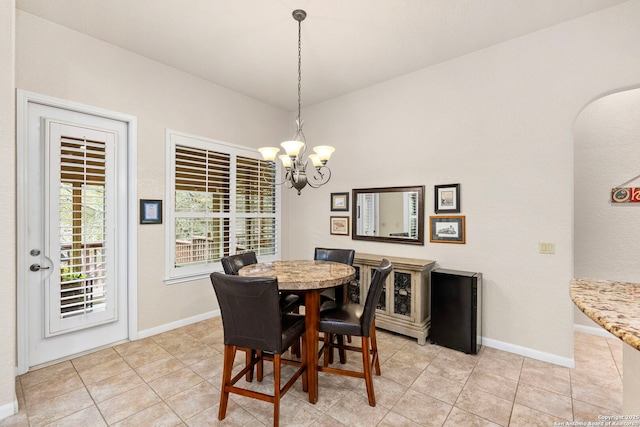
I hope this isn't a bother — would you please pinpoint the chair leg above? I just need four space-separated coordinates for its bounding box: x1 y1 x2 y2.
245 349 254 381
291 338 301 358
336 334 346 364
361 336 376 406
370 323 381 375
257 350 264 382
323 332 332 367
273 354 281 427
219 345 236 420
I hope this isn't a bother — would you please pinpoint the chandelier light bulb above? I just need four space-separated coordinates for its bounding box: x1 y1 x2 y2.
279 154 292 168
313 146 335 163
281 140 305 158
258 147 280 161
309 154 323 168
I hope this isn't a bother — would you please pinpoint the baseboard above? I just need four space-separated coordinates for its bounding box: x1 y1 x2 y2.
574 323 616 339
138 310 220 339
0 399 18 421
481 337 575 368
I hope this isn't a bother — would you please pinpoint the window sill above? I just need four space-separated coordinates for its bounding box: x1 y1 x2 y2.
164 270 220 285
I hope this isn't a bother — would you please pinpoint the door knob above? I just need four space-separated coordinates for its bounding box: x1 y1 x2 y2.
30 264 50 272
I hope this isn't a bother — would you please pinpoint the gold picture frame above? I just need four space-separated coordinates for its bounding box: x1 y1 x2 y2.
429 215 465 244
330 216 350 235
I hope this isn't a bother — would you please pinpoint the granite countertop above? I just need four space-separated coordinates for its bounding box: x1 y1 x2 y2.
238 260 355 291
570 277 640 350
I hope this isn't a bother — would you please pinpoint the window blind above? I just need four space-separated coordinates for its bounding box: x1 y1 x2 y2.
168 134 280 279
174 145 231 268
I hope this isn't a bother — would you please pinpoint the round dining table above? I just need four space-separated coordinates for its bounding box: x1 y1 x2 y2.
239 260 355 404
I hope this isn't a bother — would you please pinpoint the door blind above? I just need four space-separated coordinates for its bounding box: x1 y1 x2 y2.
59 136 107 318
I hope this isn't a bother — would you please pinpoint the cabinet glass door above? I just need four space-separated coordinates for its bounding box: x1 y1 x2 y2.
393 271 412 318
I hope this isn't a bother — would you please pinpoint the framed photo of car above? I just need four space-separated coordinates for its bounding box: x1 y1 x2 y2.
429 215 465 244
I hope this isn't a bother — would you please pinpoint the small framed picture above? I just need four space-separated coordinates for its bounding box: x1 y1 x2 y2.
330 216 350 235
140 199 163 224
331 192 350 211
434 184 460 213
430 216 465 244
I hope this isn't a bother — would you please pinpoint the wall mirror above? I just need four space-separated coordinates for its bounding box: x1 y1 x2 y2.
352 185 425 245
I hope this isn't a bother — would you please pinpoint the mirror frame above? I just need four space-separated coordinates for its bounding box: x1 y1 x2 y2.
351 185 425 245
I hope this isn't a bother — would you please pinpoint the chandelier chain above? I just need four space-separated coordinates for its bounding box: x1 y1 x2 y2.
297 17 302 125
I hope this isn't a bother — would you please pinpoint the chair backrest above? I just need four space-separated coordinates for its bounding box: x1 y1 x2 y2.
221 251 258 275
314 248 355 266
360 259 393 336
209 272 284 352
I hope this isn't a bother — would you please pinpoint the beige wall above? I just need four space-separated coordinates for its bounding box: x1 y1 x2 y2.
284 0 640 364
15 10 290 332
0 0 16 419
4 0 640 417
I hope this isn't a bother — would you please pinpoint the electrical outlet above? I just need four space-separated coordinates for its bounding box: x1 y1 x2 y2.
539 242 555 254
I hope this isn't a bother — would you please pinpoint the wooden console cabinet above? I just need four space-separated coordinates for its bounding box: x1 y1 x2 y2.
347 253 435 345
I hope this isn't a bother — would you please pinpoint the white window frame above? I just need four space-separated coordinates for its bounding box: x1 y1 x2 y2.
165 130 281 283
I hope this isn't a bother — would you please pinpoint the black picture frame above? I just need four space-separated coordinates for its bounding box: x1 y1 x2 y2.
331 192 349 211
429 215 465 244
434 184 460 213
140 199 163 224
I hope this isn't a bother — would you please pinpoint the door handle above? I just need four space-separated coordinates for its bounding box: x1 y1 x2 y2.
30 264 51 272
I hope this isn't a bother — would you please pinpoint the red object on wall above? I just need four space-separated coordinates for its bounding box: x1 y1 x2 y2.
611 187 640 203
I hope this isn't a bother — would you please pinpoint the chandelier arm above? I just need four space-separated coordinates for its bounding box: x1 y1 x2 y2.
259 161 290 186
306 166 331 187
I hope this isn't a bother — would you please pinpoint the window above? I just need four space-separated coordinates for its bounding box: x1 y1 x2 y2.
166 131 280 282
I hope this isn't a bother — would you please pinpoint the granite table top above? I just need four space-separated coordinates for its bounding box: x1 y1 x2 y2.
570 277 640 351
238 260 356 291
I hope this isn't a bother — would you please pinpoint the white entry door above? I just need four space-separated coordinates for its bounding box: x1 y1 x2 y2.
19 94 134 370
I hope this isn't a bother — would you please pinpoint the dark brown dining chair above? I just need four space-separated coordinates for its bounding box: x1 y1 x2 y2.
314 247 355 306
210 272 307 427
220 252 302 373
314 247 356 361
318 259 392 407
221 252 301 314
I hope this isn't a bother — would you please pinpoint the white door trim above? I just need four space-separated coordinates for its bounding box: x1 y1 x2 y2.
16 90 138 375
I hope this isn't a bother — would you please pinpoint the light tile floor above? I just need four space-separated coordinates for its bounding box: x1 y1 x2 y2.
1 318 624 426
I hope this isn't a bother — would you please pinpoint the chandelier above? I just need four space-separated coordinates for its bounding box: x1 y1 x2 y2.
258 9 334 195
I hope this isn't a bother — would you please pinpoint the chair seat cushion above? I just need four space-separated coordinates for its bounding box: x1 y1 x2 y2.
280 293 301 313
319 303 364 336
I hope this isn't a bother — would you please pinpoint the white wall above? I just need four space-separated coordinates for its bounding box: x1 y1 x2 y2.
15 10 290 332
0 0 16 419
574 89 640 328
285 0 640 363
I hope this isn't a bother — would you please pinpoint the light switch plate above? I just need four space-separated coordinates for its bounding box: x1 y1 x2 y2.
539 242 555 254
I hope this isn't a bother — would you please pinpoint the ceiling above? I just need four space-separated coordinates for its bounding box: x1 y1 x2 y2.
17 0 628 111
